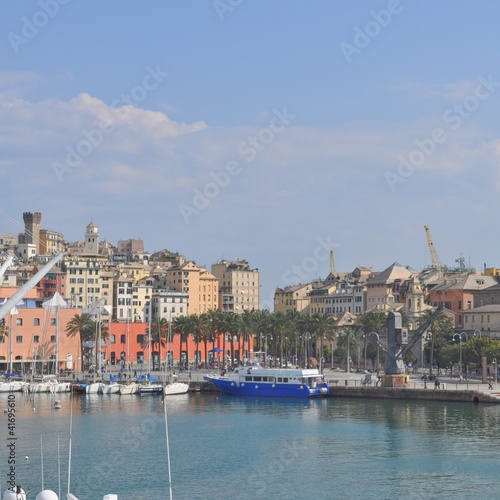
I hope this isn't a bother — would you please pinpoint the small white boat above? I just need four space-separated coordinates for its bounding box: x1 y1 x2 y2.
0 380 27 393
86 382 104 394
164 381 189 396
119 382 139 395
30 380 51 393
103 382 121 394
53 399 62 409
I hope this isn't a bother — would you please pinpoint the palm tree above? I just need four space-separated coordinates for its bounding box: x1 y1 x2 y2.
310 313 336 372
149 316 168 369
418 308 454 376
65 313 93 372
357 310 387 370
190 314 208 369
172 315 193 369
205 309 224 368
239 310 257 361
220 312 240 368
268 312 292 367
295 313 314 368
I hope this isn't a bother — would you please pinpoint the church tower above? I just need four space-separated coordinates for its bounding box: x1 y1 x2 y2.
406 275 424 315
84 221 99 255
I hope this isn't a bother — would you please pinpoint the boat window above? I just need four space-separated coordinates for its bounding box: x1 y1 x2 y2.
245 376 252 381
254 376 262 382
283 378 288 383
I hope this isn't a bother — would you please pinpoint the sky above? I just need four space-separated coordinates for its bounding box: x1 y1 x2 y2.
2 1 500 310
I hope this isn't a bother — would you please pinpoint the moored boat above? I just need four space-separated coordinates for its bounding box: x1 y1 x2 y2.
164 381 189 396
118 382 139 395
204 364 330 398
0 380 27 393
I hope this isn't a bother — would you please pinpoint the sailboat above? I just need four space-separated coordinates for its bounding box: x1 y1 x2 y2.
164 316 189 396
138 300 163 395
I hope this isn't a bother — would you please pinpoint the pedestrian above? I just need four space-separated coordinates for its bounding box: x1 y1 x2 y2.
434 379 440 389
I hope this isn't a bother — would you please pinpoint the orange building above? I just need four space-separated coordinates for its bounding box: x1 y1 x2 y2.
106 322 254 369
0 306 82 374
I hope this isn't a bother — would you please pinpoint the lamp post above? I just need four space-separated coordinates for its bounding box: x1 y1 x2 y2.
473 329 482 339
493 358 498 386
453 332 468 377
264 334 272 368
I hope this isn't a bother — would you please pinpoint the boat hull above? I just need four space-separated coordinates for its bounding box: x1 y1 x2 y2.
164 382 189 396
204 376 329 398
139 384 163 395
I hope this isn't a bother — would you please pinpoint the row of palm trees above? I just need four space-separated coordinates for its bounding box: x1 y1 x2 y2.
63 309 394 371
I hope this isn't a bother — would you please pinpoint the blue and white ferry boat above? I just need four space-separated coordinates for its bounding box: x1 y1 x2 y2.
204 364 330 398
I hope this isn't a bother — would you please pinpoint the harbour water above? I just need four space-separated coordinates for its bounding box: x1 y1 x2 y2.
2 392 500 499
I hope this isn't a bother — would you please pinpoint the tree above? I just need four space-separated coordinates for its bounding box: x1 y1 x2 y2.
220 313 240 367
418 308 454 375
172 315 193 368
357 310 387 370
310 313 336 372
268 312 293 367
65 313 93 371
149 317 168 369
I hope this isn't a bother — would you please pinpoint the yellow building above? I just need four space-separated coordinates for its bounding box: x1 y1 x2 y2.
274 283 313 314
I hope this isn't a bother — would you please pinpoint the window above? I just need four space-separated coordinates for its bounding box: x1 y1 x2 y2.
16 318 22 326
121 334 126 344
137 334 144 344
34 318 40 326
16 335 22 343
50 335 56 342
50 318 56 326
110 334 116 344
33 335 40 343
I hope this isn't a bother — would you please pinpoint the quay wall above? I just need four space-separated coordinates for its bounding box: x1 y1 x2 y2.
329 386 496 404
194 380 498 403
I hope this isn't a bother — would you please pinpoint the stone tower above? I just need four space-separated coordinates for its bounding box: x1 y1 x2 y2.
23 211 42 253
84 221 99 255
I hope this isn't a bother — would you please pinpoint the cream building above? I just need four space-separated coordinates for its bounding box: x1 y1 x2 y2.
211 259 260 313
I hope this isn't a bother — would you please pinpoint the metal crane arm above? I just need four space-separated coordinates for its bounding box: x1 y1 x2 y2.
0 253 64 321
401 305 444 356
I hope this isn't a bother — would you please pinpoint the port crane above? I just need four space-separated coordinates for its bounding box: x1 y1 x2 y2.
424 225 442 270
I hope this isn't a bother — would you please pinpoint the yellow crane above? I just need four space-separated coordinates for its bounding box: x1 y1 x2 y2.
424 225 441 270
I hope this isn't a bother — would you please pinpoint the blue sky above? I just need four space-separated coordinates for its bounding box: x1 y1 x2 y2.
2 1 500 309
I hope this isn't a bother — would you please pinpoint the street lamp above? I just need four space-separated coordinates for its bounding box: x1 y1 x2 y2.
493 358 498 386
453 332 468 377
473 329 482 339
264 334 272 367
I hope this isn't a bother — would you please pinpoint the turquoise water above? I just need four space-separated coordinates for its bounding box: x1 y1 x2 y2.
2 392 500 499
